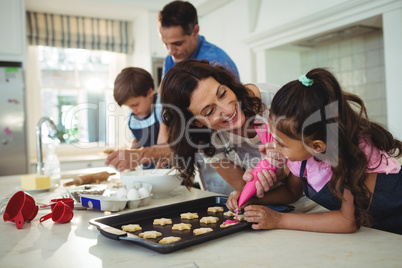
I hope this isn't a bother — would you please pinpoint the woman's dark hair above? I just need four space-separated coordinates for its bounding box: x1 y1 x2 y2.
158 1 198 35
269 67 402 229
161 59 263 187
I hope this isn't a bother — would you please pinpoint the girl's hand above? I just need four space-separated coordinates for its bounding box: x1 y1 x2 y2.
244 205 281 230
226 190 253 212
226 190 241 212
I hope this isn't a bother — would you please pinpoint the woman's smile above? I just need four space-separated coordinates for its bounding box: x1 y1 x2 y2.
223 106 238 124
188 77 245 131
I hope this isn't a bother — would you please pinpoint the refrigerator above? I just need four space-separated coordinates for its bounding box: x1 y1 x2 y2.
0 61 28 175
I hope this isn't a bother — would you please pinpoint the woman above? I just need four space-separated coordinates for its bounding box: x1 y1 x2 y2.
160 59 283 194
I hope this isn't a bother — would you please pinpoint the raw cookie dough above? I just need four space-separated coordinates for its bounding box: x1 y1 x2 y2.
200 216 219 224
121 224 142 232
172 223 192 231
139 231 162 239
237 214 247 221
223 211 236 217
153 218 173 225
180 212 199 219
193 227 213 235
207 206 224 213
220 221 239 228
159 236 181 244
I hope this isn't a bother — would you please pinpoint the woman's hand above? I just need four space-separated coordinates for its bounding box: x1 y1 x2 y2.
243 167 278 198
244 205 281 230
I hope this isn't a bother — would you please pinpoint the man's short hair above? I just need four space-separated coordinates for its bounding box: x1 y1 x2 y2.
158 1 198 35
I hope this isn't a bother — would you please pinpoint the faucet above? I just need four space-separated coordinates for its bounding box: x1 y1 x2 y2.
36 117 57 175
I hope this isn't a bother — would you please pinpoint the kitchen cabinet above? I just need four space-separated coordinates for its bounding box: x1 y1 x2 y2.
30 157 107 173
0 0 25 62
59 159 106 171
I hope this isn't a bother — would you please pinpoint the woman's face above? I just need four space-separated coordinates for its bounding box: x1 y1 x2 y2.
188 77 245 131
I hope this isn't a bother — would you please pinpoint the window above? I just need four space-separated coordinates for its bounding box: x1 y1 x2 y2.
38 46 117 145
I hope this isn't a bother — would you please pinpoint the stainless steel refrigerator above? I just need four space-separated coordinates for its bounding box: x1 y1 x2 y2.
0 61 28 175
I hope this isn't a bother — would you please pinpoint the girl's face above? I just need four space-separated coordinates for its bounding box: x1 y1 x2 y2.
268 118 313 162
188 77 245 131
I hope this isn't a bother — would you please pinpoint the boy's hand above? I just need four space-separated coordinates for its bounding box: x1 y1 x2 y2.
105 149 146 172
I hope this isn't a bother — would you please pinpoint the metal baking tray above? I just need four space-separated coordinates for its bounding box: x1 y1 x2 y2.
89 196 293 253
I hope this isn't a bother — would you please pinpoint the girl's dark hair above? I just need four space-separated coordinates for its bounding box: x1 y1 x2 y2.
269 67 402 229
161 59 263 188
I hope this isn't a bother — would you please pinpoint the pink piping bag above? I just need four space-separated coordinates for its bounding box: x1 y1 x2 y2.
237 124 276 208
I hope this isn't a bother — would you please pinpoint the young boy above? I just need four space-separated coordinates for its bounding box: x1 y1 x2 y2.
112 67 164 169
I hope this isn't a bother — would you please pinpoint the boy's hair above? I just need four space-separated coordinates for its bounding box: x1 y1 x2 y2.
113 67 154 106
158 1 198 35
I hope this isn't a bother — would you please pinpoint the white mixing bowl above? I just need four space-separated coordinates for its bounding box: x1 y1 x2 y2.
120 168 182 198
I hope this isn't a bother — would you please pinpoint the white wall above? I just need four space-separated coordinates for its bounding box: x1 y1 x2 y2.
383 7 402 139
300 31 387 126
200 0 252 83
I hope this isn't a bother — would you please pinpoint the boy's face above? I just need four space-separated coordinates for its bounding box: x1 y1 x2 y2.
124 89 154 119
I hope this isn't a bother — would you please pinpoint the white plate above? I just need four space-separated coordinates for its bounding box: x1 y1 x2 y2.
22 184 59 193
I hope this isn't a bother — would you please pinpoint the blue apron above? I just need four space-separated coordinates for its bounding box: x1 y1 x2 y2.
299 160 402 234
128 95 160 169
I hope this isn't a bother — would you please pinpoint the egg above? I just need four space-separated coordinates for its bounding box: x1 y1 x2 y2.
138 187 151 198
127 188 141 200
116 187 127 199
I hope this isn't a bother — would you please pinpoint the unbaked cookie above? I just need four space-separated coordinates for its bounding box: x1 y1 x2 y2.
121 224 142 232
200 216 219 224
237 214 247 221
207 206 224 213
220 221 239 228
153 218 173 225
139 230 162 239
159 236 181 244
172 223 192 231
223 211 236 217
193 227 213 235
180 212 199 219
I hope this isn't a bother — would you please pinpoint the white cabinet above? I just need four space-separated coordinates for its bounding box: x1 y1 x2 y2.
0 0 25 62
60 159 106 172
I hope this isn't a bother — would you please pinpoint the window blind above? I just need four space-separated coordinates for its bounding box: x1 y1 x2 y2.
26 11 133 54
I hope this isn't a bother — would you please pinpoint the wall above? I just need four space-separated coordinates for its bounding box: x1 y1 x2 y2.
300 31 386 126
199 0 252 83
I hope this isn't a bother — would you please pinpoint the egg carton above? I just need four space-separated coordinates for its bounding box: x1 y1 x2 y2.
80 182 153 212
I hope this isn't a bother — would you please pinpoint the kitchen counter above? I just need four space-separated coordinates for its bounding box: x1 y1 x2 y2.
1 169 401 268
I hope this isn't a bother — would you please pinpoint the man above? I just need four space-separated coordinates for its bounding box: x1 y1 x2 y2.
106 1 239 186
158 0 240 81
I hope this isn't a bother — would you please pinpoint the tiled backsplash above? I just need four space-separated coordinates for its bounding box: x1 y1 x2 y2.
300 31 386 126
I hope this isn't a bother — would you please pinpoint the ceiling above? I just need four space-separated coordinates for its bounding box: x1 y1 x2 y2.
25 0 232 21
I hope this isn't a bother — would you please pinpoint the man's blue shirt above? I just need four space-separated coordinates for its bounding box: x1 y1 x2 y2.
162 35 240 81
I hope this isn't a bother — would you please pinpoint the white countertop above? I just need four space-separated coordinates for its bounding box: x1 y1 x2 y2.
1 168 401 268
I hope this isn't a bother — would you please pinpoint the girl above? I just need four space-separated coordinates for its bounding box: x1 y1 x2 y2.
227 68 402 234
160 59 285 194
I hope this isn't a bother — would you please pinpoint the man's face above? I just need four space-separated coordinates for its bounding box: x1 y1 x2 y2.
158 24 198 63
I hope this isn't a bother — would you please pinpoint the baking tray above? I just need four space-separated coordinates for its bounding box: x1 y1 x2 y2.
89 196 294 254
